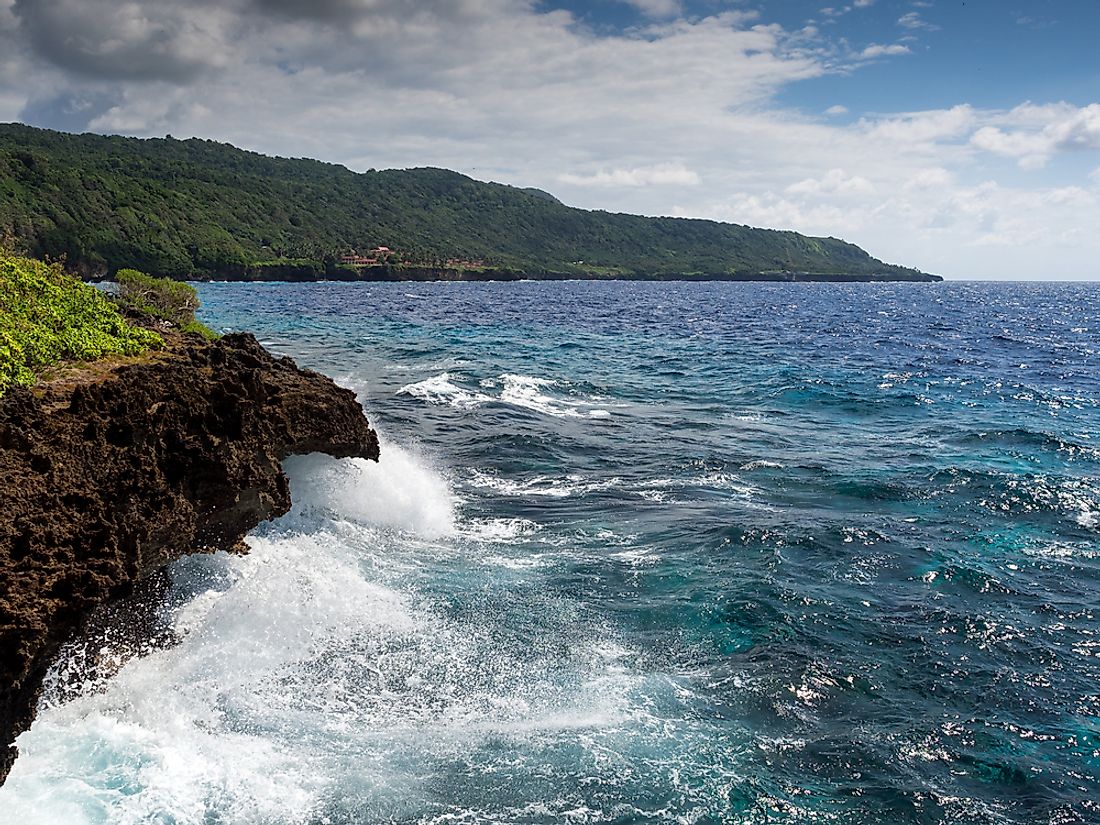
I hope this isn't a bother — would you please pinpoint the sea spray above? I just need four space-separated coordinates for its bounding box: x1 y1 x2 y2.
283 439 457 538
4 441 662 824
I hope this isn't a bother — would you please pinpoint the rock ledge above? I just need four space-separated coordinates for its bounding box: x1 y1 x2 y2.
0 332 379 783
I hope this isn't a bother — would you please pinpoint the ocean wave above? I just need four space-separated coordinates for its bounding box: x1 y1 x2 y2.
398 372 615 418
964 473 1100 530
466 468 759 503
467 469 625 499
740 459 785 471
397 372 493 411
459 517 543 543
283 440 457 538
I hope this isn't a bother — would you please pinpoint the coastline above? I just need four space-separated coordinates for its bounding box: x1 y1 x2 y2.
0 330 379 784
89 265 944 284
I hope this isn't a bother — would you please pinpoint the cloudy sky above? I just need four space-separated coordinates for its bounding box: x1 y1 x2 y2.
1 0 1098 279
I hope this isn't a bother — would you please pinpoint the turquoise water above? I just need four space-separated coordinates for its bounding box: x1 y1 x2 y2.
4 280 1100 823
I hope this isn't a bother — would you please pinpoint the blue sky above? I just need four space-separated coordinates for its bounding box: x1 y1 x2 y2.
0 0 1098 279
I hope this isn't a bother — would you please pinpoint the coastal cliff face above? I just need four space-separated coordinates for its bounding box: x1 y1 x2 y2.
0 332 379 784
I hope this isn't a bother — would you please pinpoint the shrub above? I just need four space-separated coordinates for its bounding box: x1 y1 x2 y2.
115 268 217 339
0 251 163 395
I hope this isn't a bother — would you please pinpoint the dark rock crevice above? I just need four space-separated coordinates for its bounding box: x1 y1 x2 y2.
0 333 379 784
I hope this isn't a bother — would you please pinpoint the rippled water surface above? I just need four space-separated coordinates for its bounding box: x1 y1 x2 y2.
4 281 1100 824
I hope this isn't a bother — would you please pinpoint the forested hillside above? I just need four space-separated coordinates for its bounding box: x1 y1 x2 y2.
0 124 937 281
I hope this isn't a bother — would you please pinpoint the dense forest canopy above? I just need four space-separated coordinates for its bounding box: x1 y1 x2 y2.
0 124 936 281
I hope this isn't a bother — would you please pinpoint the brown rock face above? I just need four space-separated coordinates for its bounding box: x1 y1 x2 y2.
0 333 379 784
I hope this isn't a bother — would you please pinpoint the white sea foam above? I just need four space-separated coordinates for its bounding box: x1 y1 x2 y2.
284 439 456 538
459 516 542 542
3 445 651 824
610 547 660 567
740 459 785 471
497 373 583 418
397 372 492 410
399 372 615 419
466 468 759 504
467 469 624 499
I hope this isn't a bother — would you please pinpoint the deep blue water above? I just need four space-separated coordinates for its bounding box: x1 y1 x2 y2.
4 281 1100 824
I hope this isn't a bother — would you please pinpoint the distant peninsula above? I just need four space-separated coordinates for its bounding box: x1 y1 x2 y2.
0 123 941 283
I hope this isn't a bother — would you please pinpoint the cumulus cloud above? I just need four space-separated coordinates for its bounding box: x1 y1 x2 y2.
255 0 382 23
970 103 1100 168
786 168 874 196
559 164 700 187
11 0 237 81
902 167 954 191
861 105 975 145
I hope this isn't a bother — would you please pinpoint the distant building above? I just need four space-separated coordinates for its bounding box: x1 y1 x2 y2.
340 254 380 266
341 246 394 266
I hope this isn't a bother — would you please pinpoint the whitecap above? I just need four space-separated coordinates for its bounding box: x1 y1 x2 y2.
397 372 491 410
460 517 542 542
497 373 583 418
467 469 624 499
739 459 784 471
399 372 617 419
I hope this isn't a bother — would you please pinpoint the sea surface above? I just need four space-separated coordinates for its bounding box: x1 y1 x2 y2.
4 280 1100 824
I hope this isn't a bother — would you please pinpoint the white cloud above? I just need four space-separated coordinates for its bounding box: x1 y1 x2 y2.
897 12 938 31
902 167 954 191
825 104 848 116
559 163 700 187
861 105 975 145
786 168 874 196
619 0 682 18
859 43 910 59
970 102 1100 168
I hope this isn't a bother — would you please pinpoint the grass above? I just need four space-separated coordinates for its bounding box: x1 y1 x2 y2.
0 250 164 395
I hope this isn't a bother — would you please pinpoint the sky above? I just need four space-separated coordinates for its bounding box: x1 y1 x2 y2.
1 0 1098 279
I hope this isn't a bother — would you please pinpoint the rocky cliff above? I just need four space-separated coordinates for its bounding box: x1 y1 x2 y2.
0 332 379 784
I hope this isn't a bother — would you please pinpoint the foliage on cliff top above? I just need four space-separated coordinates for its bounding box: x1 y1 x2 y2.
115 268 217 340
0 123 931 280
0 250 163 395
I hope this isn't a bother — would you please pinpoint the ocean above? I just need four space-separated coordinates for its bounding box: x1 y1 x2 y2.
3 280 1099 824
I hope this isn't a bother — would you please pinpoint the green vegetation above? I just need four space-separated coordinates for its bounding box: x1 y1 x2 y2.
0 123 937 281
0 249 162 395
116 268 217 340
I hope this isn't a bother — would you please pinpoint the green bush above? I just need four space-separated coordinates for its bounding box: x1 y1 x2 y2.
0 251 163 395
115 268 198 321
115 268 217 339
